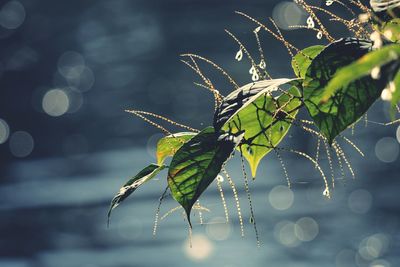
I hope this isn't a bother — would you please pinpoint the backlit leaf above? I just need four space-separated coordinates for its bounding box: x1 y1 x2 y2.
292 45 325 78
214 79 301 177
108 164 166 226
167 127 242 224
156 132 196 164
303 38 389 144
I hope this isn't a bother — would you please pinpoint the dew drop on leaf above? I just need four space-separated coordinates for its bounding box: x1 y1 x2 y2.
235 49 243 61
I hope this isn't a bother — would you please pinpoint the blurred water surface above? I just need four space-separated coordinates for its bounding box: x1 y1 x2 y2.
0 0 400 267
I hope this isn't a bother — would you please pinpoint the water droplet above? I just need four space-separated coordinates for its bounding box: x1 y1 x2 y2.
252 71 259 82
217 175 224 183
381 88 392 101
326 0 334 6
371 66 381 80
254 26 261 33
247 146 253 155
235 49 243 61
259 59 266 69
317 31 323 39
249 65 256 74
279 125 285 132
307 16 315 29
323 188 330 198
249 216 254 224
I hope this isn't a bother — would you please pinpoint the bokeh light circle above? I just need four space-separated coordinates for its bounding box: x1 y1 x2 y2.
42 89 70 117
268 185 294 210
272 1 305 30
183 234 213 261
348 189 372 214
375 137 399 163
294 217 319 242
0 1 25 30
206 217 231 241
9 131 34 157
0 118 10 144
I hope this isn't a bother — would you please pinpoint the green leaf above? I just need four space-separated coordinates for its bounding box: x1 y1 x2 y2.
156 132 197 164
391 69 400 115
379 19 400 42
322 44 400 101
214 79 301 177
303 38 389 144
108 164 166 226
167 126 242 224
292 45 325 78
214 79 294 131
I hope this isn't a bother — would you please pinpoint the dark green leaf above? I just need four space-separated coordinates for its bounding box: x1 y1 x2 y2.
292 45 325 78
303 38 389 144
156 132 197 164
108 164 166 226
322 43 400 101
167 127 242 224
216 81 301 177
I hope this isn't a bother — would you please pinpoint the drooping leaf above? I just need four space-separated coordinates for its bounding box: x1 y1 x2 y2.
216 82 301 177
291 45 325 78
108 164 166 225
156 132 197 165
303 38 389 144
167 126 242 224
322 43 400 101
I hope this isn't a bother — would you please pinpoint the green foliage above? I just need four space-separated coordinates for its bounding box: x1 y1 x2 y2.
108 0 400 234
292 45 324 78
167 127 242 224
156 132 196 164
322 43 400 101
302 38 388 144
108 164 166 225
216 79 301 177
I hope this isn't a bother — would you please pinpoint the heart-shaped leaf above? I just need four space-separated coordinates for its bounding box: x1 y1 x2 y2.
216 81 301 177
167 126 242 224
303 38 389 144
292 45 325 78
156 132 197 165
108 164 166 226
